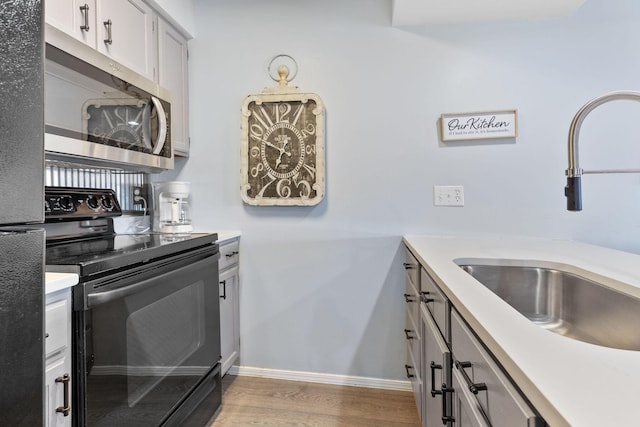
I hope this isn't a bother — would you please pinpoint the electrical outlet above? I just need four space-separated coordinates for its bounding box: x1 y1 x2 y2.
433 185 464 207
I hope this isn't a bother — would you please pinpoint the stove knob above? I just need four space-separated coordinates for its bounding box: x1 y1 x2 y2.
87 195 100 211
59 196 74 211
44 199 51 213
101 196 114 211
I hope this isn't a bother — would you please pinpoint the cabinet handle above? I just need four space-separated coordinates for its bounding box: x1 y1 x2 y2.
103 19 113 45
403 293 416 303
440 383 455 425
225 251 239 258
404 364 415 379
455 360 488 395
403 328 414 340
80 4 90 31
55 373 71 417
403 262 417 270
421 291 434 303
219 280 227 300
430 361 443 397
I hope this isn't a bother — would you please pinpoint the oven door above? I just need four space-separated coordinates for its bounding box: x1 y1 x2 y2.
74 247 220 426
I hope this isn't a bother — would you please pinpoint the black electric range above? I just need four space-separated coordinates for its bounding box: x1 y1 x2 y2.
44 187 222 427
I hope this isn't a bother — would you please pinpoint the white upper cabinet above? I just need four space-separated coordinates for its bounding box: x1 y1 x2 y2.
46 0 157 81
158 19 190 156
392 0 588 25
96 0 157 81
45 0 97 47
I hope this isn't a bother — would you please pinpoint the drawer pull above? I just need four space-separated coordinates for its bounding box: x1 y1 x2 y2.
421 291 434 303
225 251 239 258
55 373 71 417
430 361 443 397
403 293 416 303
441 383 455 425
455 360 488 395
404 364 415 379
404 328 415 340
219 280 227 300
403 262 417 270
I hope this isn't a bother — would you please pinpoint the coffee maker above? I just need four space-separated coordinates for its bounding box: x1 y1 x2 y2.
152 181 193 234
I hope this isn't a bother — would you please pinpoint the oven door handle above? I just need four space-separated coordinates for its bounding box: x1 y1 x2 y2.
86 255 215 307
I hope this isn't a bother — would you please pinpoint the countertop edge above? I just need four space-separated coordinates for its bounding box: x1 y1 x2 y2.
45 272 79 295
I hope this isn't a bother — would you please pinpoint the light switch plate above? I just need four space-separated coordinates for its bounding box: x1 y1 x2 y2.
434 185 464 206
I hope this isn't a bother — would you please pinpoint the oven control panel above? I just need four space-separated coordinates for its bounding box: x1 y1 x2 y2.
45 187 122 221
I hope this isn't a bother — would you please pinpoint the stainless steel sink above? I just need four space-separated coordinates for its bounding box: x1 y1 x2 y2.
456 261 640 351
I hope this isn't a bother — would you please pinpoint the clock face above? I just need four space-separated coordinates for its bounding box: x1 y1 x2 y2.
241 95 325 206
85 102 150 151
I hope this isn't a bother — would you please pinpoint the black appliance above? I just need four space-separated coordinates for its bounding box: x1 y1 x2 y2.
45 187 222 427
0 1 46 426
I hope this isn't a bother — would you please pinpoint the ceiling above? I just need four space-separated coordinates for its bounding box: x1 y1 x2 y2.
391 0 588 25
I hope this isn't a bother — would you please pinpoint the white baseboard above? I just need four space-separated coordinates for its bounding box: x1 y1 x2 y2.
227 365 412 392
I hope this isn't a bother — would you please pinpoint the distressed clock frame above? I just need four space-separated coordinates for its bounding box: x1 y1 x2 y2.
240 86 325 206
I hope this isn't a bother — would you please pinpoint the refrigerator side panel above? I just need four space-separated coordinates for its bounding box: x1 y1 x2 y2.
0 229 45 425
0 0 45 225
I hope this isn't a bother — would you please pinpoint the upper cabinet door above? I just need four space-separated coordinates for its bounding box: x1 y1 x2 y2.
96 0 157 81
158 19 190 156
45 0 97 48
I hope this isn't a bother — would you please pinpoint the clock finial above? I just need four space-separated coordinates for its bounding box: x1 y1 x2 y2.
277 65 290 86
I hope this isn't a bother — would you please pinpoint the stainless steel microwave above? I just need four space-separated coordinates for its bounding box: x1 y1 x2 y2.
44 25 173 171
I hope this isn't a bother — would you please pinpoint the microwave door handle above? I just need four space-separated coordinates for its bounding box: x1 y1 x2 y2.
151 96 167 155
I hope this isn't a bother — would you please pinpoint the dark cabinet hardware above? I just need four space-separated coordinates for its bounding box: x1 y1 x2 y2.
455 360 488 394
55 374 71 416
219 280 227 300
225 251 239 258
404 328 414 340
103 19 112 44
80 4 90 31
403 293 416 303
430 361 443 397
421 291 434 303
404 364 415 379
441 383 455 425
403 262 417 270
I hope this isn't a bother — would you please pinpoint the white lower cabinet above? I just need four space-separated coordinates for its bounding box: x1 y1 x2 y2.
45 288 72 427
219 237 240 376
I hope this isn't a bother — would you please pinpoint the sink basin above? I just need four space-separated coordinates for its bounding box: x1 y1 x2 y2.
456 260 640 351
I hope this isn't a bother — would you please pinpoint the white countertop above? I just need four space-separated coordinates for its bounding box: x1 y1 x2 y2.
215 230 241 244
403 235 640 427
45 272 78 295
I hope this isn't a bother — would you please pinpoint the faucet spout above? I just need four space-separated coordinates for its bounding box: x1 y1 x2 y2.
565 90 640 211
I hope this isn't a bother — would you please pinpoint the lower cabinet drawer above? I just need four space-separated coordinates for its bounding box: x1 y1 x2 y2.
450 310 543 427
421 268 449 340
45 298 68 357
219 240 239 271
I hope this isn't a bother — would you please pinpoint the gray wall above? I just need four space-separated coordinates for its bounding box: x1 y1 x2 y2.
159 0 640 380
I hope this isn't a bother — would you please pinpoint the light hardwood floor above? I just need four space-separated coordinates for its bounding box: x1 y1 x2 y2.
210 375 420 426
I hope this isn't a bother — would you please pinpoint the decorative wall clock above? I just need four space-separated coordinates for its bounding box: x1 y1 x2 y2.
240 56 325 206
